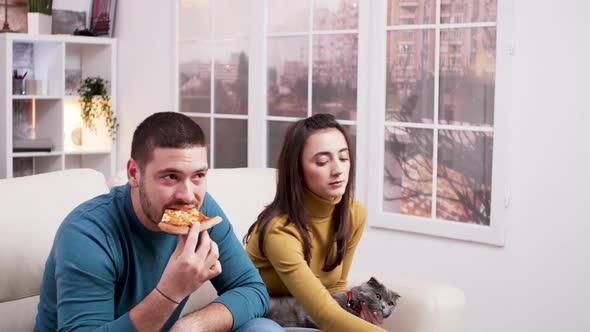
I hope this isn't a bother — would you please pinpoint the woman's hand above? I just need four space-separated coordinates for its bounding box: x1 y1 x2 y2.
360 303 384 325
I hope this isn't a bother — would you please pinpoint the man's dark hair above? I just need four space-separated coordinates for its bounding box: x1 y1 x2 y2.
131 112 206 171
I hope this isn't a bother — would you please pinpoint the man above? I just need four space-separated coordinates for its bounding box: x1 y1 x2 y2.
34 112 283 331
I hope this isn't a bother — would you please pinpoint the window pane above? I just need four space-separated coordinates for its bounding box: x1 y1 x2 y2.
179 42 212 114
268 37 309 117
268 0 310 33
179 0 211 40
437 130 492 225
214 40 249 115
267 120 293 168
214 118 247 168
312 34 358 121
440 0 497 24
189 116 211 164
386 30 435 123
388 0 436 26
313 0 359 30
214 0 253 38
439 27 495 127
383 127 433 217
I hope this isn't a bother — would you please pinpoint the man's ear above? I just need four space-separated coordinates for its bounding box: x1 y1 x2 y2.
127 159 140 188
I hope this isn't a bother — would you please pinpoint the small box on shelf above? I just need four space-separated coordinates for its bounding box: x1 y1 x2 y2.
24 79 48 95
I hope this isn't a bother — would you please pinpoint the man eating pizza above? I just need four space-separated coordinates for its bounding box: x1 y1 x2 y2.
34 112 283 332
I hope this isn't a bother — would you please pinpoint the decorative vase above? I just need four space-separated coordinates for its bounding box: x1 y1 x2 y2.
27 13 52 35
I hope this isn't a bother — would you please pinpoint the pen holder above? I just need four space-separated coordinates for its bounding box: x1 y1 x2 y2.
13 78 25 95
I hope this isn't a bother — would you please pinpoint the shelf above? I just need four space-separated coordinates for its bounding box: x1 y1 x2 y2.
1 34 116 179
12 95 62 100
13 151 63 158
4 33 114 45
63 95 113 99
64 149 112 155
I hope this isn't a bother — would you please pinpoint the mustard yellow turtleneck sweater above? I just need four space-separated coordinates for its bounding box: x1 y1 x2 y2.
246 189 386 332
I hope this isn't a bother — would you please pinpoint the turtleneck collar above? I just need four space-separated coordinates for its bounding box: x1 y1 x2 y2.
303 186 342 219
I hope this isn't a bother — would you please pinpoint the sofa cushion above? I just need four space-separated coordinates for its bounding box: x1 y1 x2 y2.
205 168 277 241
0 169 108 303
180 168 277 316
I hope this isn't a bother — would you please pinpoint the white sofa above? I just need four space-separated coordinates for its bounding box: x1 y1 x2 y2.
0 168 465 331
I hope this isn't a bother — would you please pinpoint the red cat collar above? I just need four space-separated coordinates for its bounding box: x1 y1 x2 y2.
346 290 362 313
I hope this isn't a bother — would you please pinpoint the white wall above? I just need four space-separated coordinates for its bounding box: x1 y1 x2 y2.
113 1 590 331
355 1 590 331
114 0 175 168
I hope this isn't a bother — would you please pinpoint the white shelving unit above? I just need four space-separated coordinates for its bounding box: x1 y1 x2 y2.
1 33 117 179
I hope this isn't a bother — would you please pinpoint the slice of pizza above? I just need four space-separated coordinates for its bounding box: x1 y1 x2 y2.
158 208 222 234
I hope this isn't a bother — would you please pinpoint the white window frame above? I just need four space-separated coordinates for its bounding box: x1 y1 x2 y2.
365 0 513 246
258 0 370 182
174 0 513 245
173 0 260 168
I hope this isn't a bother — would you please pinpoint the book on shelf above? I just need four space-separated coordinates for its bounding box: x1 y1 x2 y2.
13 139 53 153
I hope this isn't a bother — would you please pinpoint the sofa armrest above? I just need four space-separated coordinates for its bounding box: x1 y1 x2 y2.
182 276 465 332
349 275 465 332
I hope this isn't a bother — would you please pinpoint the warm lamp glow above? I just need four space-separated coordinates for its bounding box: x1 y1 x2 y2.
63 98 111 152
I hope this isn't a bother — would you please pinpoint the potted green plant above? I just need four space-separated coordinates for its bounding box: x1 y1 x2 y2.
78 77 118 139
28 0 53 34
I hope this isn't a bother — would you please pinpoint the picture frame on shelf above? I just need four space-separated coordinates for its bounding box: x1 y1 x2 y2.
90 0 116 37
51 9 86 35
12 99 34 140
65 68 81 95
12 41 33 70
1 0 27 33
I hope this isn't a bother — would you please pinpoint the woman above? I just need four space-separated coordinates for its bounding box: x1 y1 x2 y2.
244 114 386 332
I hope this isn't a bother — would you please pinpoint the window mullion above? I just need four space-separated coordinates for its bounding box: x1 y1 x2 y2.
307 0 314 118
431 0 442 219
248 0 267 167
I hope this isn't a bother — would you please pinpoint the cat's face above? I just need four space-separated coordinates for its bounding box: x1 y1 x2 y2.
353 277 401 319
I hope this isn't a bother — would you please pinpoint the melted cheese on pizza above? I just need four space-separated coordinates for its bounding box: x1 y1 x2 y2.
161 208 208 226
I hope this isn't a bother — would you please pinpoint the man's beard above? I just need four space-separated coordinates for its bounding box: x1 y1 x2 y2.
139 179 162 226
138 179 199 226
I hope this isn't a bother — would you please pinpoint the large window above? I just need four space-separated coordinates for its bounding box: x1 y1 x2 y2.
177 0 252 167
265 0 360 167
368 0 509 245
177 0 510 245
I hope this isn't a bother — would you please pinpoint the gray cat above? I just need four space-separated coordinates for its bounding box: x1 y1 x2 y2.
266 277 401 328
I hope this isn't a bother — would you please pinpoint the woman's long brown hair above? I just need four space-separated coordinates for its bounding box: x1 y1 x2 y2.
244 114 355 271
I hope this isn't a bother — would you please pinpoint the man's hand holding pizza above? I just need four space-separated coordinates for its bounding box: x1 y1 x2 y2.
156 210 223 304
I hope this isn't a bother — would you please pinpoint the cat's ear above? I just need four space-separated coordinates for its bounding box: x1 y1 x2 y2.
368 277 381 287
391 291 401 300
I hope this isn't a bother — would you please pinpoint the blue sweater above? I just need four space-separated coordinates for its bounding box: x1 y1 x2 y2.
34 184 269 331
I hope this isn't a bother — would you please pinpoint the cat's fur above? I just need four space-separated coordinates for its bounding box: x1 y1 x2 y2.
266 277 401 328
